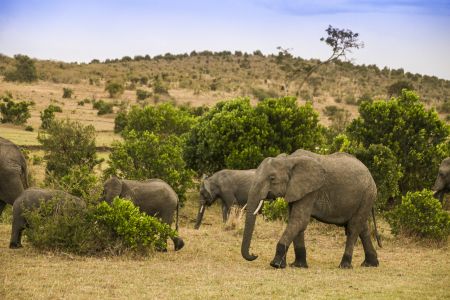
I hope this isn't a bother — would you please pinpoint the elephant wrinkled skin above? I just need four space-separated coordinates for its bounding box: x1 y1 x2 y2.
10 188 83 248
194 169 256 229
0 137 29 217
241 149 381 269
432 157 450 203
103 177 184 251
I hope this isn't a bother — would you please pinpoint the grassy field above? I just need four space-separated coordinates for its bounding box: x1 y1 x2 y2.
0 193 449 299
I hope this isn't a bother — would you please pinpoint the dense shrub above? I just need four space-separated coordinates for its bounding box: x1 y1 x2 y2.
136 89 151 101
386 189 450 241
62 87 73 98
105 82 124 98
40 104 62 129
387 81 414 97
52 165 99 198
119 102 197 136
0 97 31 125
107 130 194 203
93 99 113 115
347 90 449 194
23 196 176 255
262 198 289 222
4 54 37 82
185 97 324 174
38 119 99 180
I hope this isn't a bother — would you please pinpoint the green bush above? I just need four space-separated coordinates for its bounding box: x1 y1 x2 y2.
153 78 169 95
347 90 449 194
94 197 176 251
23 196 176 255
262 198 289 222
0 205 12 224
93 99 113 115
136 89 151 101
48 165 100 198
40 105 62 129
4 54 37 82
38 119 100 180
0 97 31 125
107 130 194 204
120 102 197 136
62 87 73 98
105 82 124 98
25 125 34 132
386 189 450 241
114 109 128 133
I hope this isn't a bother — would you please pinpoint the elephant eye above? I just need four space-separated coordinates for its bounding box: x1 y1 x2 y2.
269 175 275 181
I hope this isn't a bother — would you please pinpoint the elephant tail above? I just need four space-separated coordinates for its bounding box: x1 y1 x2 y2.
21 161 29 189
372 207 382 248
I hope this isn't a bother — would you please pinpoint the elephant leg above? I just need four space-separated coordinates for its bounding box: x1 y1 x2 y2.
270 200 313 269
339 220 362 269
171 236 185 251
290 231 308 268
359 222 379 267
222 203 229 223
10 215 25 248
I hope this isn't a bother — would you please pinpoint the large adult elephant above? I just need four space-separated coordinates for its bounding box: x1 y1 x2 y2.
194 169 256 229
241 149 381 269
432 157 450 203
103 177 184 251
0 137 29 217
10 188 83 248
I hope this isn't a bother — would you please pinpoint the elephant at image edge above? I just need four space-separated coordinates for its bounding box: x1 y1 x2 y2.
10 188 83 248
103 177 184 251
241 149 382 269
432 157 450 203
0 137 29 216
194 169 256 229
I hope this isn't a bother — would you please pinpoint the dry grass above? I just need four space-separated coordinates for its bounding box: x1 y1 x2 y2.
1 193 449 299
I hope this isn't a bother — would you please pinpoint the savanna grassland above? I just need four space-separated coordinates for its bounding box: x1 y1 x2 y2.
0 52 449 299
0 195 449 299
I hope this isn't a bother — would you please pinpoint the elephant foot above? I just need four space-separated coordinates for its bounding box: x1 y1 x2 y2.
174 238 185 251
9 242 23 249
339 254 353 269
290 261 308 268
270 243 288 269
361 256 379 267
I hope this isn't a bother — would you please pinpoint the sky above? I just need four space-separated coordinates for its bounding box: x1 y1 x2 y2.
0 0 449 79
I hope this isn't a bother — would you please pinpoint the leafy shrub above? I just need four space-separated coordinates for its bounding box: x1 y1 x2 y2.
0 97 31 125
136 89 151 101
107 130 194 204
120 102 197 136
25 125 34 132
62 87 73 98
105 82 124 98
347 90 449 194
94 197 176 251
4 54 37 82
114 109 128 133
386 189 450 241
40 104 62 129
93 99 113 115
23 195 176 255
262 198 289 222
38 119 99 180
50 165 100 198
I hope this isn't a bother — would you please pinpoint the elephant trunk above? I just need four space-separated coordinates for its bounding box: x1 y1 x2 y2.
194 204 205 229
241 181 267 261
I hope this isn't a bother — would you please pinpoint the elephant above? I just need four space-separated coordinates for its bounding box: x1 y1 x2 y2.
241 149 382 269
103 176 184 251
432 157 450 203
10 188 83 248
0 137 29 217
194 169 256 229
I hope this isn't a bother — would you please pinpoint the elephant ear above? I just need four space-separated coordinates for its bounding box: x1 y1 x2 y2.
203 178 213 197
285 156 325 203
108 176 123 200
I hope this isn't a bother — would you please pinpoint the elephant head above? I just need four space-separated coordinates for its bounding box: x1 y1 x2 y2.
194 176 218 229
432 158 450 202
103 176 123 203
241 155 325 261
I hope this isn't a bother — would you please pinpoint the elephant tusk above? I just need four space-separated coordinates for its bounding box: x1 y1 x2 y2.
253 200 264 215
200 205 205 214
241 204 247 212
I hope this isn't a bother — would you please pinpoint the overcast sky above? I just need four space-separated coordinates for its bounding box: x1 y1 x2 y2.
0 0 449 79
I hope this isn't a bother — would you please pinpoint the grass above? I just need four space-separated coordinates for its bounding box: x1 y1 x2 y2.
0 192 448 299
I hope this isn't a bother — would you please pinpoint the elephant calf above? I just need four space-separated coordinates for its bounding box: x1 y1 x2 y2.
10 188 83 248
194 169 256 229
103 177 184 251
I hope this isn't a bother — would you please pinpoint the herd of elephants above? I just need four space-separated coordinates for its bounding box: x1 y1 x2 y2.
1 136 449 269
